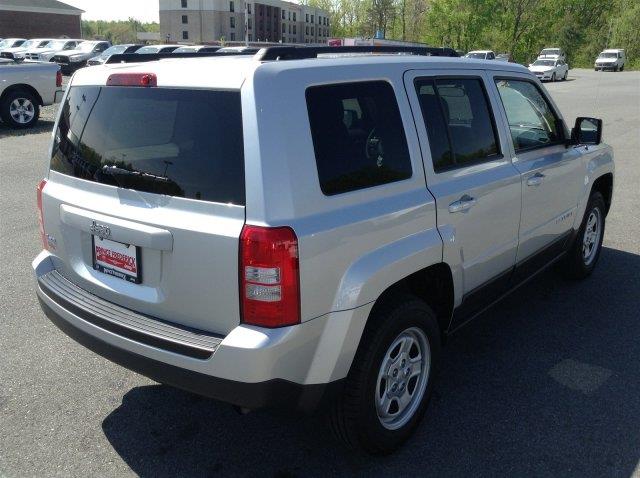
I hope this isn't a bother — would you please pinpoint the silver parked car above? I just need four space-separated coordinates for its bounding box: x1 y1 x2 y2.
34 47 614 454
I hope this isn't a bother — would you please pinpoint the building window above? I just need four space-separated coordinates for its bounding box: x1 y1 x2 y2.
229 1 234 11
288 11 291 20
182 31 189 39
311 14 314 23
293 25 296 34
305 26 309 34
230 17 235 28
311 26 314 35
230 32 236 41
293 12 296 21
282 10 285 19
247 3 251 13
247 18 252 29
182 15 188 23
288 24 291 33
181 0 187 7
306 13 309 22
282 23 286 33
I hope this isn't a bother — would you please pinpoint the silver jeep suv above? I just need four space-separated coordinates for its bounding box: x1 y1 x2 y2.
34 46 614 454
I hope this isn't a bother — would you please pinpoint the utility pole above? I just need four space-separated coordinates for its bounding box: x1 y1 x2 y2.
245 0 249 46
199 0 204 43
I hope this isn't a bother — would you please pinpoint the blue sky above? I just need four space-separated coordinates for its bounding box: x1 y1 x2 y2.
63 0 160 23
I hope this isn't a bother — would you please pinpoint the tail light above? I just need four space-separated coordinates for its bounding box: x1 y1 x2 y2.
56 70 62 87
239 225 300 328
37 179 48 250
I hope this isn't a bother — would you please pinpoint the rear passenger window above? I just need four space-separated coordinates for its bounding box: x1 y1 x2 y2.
494 79 562 151
415 78 500 172
306 81 412 195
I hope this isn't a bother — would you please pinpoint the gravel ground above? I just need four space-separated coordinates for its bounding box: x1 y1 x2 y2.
1 69 640 477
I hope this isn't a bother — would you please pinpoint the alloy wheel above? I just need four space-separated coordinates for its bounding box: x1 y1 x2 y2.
375 327 430 431
9 98 35 124
582 207 602 265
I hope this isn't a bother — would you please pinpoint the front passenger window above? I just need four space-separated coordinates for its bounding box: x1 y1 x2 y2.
495 79 562 151
415 77 501 172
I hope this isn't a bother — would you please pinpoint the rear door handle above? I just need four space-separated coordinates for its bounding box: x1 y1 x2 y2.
527 172 545 187
449 195 477 213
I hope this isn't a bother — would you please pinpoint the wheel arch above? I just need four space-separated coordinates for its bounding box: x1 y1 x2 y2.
367 262 455 340
591 172 613 215
0 84 44 106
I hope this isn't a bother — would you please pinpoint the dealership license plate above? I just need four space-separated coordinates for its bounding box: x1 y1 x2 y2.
92 237 141 284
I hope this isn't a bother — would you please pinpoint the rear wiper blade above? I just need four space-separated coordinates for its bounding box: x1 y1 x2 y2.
100 164 171 183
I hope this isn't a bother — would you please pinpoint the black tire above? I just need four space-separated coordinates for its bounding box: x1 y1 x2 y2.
563 70 568 80
329 294 441 455
620 65 624 72
560 191 606 279
0 89 40 129
551 72 556 82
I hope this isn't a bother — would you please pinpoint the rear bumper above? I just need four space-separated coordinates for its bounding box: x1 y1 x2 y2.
38 296 343 411
33 252 370 412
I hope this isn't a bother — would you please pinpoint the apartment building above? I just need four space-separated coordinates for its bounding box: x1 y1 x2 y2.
159 0 330 44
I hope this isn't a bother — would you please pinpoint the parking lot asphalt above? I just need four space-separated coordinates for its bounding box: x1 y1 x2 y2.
1 68 639 477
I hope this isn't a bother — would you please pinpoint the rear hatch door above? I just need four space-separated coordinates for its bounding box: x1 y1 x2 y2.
42 80 245 335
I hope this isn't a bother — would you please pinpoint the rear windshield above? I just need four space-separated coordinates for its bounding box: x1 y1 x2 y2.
50 86 245 205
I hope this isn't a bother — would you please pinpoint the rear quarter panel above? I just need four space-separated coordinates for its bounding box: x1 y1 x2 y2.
246 61 443 322
0 62 59 104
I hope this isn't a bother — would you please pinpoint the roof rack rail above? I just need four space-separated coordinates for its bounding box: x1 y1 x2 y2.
254 45 460 61
106 51 253 64
104 45 459 65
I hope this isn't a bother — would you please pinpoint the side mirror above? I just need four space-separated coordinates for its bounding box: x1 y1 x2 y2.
571 117 602 145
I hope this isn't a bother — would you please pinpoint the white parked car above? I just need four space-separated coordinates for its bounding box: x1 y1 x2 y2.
528 58 569 81
0 60 63 128
0 39 54 60
24 39 82 62
0 38 27 54
594 49 626 71
135 44 181 54
537 47 566 62
464 50 495 60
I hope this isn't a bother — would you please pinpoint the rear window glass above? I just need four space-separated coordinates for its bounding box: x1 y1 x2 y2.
306 81 412 196
51 86 245 205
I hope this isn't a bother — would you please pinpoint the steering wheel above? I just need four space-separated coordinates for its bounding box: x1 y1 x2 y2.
365 128 384 165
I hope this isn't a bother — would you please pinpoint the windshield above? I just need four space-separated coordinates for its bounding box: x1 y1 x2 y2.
47 40 68 50
77 42 97 52
17 40 34 49
540 49 560 55
533 60 555 66
599 52 617 58
136 46 160 54
173 46 196 53
466 52 486 59
50 86 245 205
101 45 128 56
